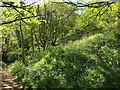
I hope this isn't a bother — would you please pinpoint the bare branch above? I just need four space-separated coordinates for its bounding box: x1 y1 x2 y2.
52 1 116 8
65 7 77 19
0 15 38 25
1 1 34 15
1 2 26 8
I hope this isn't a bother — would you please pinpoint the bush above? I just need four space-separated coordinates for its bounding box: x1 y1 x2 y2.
1 61 8 69
9 61 26 80
9 31 119 88
22 46 92 88
79 31 119 88
7 51 20 63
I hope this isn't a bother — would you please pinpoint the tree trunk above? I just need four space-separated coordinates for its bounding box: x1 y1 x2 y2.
117 2 120 68
20 20 25 64
31 28 34 53
34 32 40 52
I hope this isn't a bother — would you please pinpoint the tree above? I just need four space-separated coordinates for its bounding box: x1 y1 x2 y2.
0 1 117 25
1 1 78 64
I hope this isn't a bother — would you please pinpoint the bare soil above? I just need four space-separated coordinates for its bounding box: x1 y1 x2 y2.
1 69 23 90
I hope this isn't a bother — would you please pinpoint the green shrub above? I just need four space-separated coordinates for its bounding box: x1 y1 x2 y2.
79 31 119 88
22 46 91 88
1 61 8 69
7 51 20 63
8 31 119 88
9 61 26 80
23 61 67 88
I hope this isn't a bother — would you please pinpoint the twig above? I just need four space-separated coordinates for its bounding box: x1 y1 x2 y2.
0 15 38 25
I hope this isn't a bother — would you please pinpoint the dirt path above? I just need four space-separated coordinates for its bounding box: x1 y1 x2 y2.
1 69 23 90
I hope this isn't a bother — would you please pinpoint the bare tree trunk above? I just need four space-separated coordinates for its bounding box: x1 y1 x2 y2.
118 1 120 31
31 28 34 53
117 2 120 68
34 32 40 52
20 20 25 64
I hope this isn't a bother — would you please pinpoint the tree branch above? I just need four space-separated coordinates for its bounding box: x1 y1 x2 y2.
1 1 37 8
52 1 116 8
0 15 38 25
1 1 34 16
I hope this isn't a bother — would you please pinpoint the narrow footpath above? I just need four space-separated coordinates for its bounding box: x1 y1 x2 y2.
1 69 23 90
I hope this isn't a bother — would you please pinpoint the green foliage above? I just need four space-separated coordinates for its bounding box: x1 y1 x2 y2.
2 1 119 89
1 61 8 69
7 51 20 63
1 2 77 64
9 31 119 88
62 31 119 88
9 61 26 80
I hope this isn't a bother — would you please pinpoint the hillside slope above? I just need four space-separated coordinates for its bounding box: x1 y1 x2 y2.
9 31 120 88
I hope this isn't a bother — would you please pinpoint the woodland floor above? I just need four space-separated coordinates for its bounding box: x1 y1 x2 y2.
1 69 23 90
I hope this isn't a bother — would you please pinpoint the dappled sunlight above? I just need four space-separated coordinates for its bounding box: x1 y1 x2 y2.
1 0 120 89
